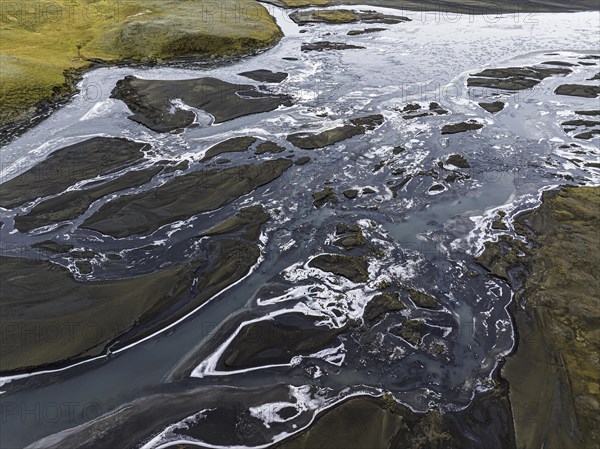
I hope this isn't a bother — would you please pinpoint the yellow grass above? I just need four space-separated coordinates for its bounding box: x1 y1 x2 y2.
0 0 282 127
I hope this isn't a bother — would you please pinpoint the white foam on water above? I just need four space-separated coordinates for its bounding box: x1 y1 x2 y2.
2 8 600 448
79 99 120 121
138 385 380 449
139 409 212 449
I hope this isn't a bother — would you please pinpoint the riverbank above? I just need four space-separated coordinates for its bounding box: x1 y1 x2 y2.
274 389 514 449
271 0 599 14
1 2 598 447
478 185 600 448
0 138 290 373
22 382 514 449
3 0 599 145
0 0 283 140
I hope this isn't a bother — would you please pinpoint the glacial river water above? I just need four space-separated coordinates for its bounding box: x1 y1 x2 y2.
0 4 599 448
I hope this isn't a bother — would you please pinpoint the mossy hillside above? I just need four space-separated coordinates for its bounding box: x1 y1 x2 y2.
84 1 283 61
275 391 514 449
507 186 600 449
0 0 282 128
478 186 600 448
264 0 329 7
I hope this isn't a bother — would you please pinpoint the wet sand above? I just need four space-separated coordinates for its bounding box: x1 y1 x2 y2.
1 3 598 448
112 76 293 132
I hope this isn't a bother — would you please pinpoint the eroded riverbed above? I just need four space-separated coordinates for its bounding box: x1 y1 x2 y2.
1 4 599 448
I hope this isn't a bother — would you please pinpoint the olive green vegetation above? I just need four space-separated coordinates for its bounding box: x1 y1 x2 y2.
333 223 366 250
288 124 363 149
399 285 439 309
290 9 362 24
364 292 405 321
275 392 515 449
290 9 409 25
394 319 428 346
312 187 339 207
276 397 404 449
255 141 286 154
0 0 283 130
478 186 600 449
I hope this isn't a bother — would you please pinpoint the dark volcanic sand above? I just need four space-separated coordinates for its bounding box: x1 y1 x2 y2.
220 313 344 369
201 136 258 161
288 124 364 148
441 120 484 134
467 66 571 90
0 256 197 373
290 9 410 25
330 0 599 14
301 41 366 52
26 384 295 449
1 204 270 373
555 83 600 98
238 69 289 83
479 101 505 113
83 159 293 238
287 114 384 149
112 76 293 132
14 166 162 232
347 27 388 35
308 253 369 283
0 137 147 209
2 6 599 449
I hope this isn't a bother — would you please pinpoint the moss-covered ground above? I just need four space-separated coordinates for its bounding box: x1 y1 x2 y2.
0 0 282 129
479 186 600 448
